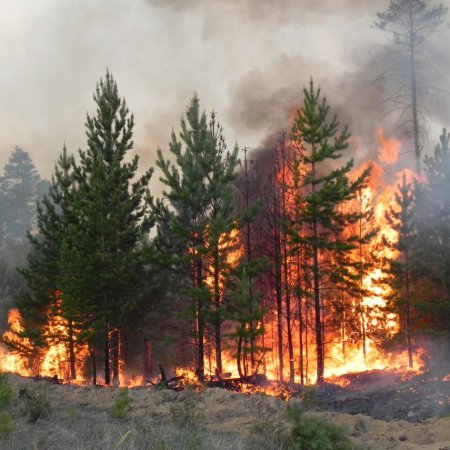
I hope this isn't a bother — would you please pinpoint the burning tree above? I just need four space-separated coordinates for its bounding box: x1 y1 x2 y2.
289 80 371 384
12 146 78 378
375 0 448 175
385 173 416 368
414 129 450 347
10 71 153 385
155 95 240 379
59 70 153 385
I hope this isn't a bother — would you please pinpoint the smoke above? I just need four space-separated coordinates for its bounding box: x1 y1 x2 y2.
0 0 449 191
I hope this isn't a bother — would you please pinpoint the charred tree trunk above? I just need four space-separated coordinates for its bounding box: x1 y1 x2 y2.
90 347 97 386
280 138 295 384
296 249 304 385
104 322 110 385
242 148 256 367
196 257 205 380
68 320 76 381
213 247 223 375
310 153 324 384
273 191 284 382
312 221 324 383
111 328 120 386
408 5 421 176
144 339 153 380
236 326 245 378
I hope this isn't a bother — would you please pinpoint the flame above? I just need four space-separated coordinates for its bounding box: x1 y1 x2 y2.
0 127 427 391
376 128 401 165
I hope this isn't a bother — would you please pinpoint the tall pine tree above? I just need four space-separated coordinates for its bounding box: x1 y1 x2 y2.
60 71 152 385
155 95 239 379
290 80 371 384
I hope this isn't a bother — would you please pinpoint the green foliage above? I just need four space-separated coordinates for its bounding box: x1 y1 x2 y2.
0 374 12 411
170 391 204 429
252 417 290 448
111 389 133 419
290 79 372 382
0 374 12 440
288 408 356 450
413 129 450 339
155 94 240 376
21 386 50 423
301 386 318 408
0 411 12 440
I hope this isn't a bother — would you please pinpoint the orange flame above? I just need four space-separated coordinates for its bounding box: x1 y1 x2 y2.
376 128 401 165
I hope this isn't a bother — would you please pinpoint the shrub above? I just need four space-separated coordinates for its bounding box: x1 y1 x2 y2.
288 408 357 450
111 389 133 419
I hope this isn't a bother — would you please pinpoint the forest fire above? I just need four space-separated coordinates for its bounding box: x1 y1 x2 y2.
0 125 428 392
0 306 143 387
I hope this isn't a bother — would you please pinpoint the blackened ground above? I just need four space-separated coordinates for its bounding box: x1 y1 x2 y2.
311 368 450 422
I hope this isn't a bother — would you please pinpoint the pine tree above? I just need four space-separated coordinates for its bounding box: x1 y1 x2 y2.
414 129 450 349
0 147 47 262
385 173 416 367
234 148 267 377
290 80 371 384
11 146 78 377
226 262 267 378
60 71 152 385
375 0 447 174
155 95 239 379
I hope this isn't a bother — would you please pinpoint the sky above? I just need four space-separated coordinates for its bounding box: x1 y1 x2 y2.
0 0 449 190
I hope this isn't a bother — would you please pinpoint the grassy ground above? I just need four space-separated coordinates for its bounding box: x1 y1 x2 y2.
0 374 362 450
0 375 290 450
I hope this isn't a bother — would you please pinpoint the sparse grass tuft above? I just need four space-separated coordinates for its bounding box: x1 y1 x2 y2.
0 411 13 440
170 391 204 429
301 386 319 408
0 373 13 439
111 388 133 419
0 374 12 411
20 386 50 423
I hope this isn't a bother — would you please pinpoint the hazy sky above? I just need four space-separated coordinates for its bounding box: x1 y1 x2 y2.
1 0 448 188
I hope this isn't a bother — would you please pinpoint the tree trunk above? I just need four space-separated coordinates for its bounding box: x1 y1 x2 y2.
297 250 304 385
274 205 284 382
312 228 324 383
196 257 205 380
408 5 421 175
213 247 222 375
111 328 120 386
68 320 76 381
104 323 110 385
404 249 413 368
144 339 153 380
91 347 97 386
236 326 245 378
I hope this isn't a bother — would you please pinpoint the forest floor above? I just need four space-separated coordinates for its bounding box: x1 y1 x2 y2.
1 371 450 449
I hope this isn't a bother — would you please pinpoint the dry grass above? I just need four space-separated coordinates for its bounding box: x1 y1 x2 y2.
0 375 288 450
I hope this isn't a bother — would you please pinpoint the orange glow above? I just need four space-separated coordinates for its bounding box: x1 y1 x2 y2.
376 128 401 165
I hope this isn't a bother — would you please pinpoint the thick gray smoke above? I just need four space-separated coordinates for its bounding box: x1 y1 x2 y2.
1 0 449 191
